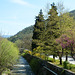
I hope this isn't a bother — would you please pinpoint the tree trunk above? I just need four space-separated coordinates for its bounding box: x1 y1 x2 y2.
62 48 63 56
59 56 62 65
47 56 48 60
71 46 73 58
53 55 55 62
66 54 68 61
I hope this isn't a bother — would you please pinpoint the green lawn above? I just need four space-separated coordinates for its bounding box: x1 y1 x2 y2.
48 57 75 72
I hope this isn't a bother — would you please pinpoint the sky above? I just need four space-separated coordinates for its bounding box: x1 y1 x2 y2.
0 0 75 35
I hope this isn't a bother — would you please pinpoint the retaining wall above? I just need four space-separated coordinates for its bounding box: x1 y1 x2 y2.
23 54 75 75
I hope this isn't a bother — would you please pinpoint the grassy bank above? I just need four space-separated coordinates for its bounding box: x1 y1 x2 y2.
48 57 75 72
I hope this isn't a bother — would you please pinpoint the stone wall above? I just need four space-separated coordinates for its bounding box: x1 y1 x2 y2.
23 54 75 75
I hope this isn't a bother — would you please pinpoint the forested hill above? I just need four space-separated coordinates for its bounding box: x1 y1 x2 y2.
70 10 75 19
8 25 33 42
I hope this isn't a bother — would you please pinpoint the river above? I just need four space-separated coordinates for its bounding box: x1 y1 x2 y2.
11 56 34 75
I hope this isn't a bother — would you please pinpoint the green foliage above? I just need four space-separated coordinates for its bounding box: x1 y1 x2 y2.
30 58 41 74
8 26 33 50
15 39 23 48
33 46 46 59
33 46 44 54
22 50 32 57
0 37 19 74
70 10 75 19
63 61 72 69
21 52 26 56
48 57 54 62
59 13 75 34
32 9 45 50
8 26 33 42
44 3 60 57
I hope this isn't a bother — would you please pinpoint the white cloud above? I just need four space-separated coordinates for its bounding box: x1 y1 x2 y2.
11 0 31 6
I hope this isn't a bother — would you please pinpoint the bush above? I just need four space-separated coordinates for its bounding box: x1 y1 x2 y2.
24 50 32 55
34 53 41 57
63 61 72 69
48 58 54 62
41 54 46 60
21 52 26 56
0 37 19 74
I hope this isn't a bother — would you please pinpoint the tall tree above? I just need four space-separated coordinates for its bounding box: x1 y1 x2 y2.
32 9 45 51
56 2 75 65
45 3 59 60
56 8 75 64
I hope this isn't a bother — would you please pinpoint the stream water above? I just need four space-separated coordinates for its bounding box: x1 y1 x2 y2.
11 56 34 75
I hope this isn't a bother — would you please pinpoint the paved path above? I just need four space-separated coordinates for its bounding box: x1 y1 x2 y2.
11 56 34 75
49 55 75 64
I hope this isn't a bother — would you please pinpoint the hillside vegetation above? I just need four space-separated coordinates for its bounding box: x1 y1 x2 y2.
8 25 33 50
0 37 19 74
70 10 75 19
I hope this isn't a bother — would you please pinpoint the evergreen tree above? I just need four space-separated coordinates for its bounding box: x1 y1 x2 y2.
32 9 45 51
45 3 59 60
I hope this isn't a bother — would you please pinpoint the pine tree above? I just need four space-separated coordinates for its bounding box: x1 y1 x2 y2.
32 9 45 51
45 3 59 60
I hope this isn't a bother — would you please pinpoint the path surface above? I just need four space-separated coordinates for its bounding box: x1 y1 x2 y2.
49 55 75 64
11 56 34 75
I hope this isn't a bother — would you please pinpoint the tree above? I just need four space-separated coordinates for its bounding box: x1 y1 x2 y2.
56 34 70 61
15 33 32 52
45 3 59 61
32 9 45 51
66 30 75 60
55 2 75 64
0 37 19 74
56 29 75 64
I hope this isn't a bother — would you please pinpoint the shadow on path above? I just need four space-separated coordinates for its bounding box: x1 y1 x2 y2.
11 56 34 75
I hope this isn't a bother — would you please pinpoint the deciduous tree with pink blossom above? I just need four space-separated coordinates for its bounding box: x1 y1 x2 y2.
56 30 75 65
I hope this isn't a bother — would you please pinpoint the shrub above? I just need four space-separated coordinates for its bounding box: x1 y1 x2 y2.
24 50 32 55
0 37 19 74
41 54 46 60
48 58 54 62
63 61 72 69
34 53 41 57
21 52 26 56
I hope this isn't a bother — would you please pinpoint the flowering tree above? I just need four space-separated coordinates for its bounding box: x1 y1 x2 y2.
56 31 75 63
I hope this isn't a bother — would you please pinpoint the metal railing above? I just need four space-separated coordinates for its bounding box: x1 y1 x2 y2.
43 66 58 75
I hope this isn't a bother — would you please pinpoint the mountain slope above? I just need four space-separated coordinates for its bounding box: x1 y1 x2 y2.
70 10 75 19
8 25 34 50
8 25 33 42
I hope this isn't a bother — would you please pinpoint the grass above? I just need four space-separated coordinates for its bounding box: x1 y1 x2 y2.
48 57 75 73
71 64 75 72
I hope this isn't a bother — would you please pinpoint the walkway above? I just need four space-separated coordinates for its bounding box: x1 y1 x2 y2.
11 56 34 75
